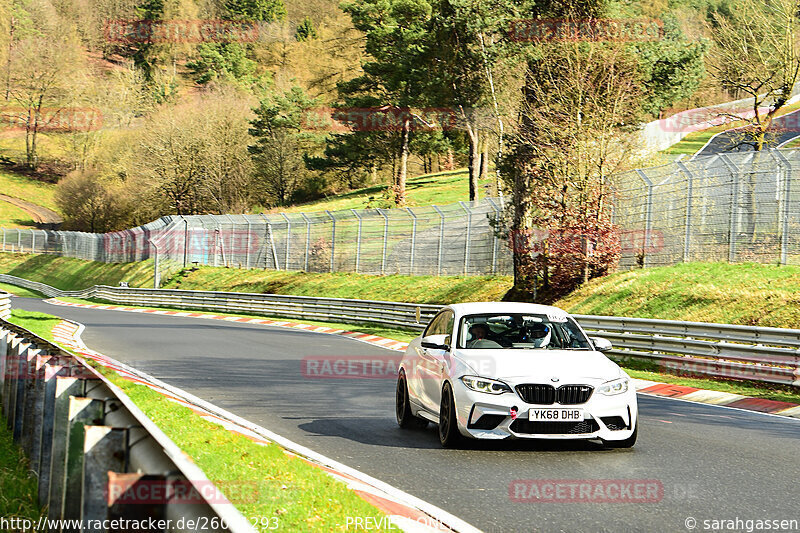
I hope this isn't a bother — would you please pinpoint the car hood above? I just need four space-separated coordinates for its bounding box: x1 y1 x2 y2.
454 349 623 382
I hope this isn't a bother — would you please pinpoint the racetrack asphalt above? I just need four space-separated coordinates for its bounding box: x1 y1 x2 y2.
694 108 800 158
14 297 800 533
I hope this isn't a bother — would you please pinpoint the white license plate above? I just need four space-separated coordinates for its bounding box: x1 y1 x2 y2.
528 408 584 421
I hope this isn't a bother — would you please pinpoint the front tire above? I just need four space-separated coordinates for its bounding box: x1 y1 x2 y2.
438 383 462 448
602 423 637 449
396 372 428 429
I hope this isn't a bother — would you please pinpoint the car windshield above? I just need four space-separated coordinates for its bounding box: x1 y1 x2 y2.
457 313 592 350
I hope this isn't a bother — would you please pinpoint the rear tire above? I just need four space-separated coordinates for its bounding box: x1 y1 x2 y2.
602 423 637 449
396 372 428 429
438 383 462 448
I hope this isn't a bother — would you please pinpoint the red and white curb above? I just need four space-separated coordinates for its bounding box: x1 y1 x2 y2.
51 319 479 533
46 298 409 351
47 298 800 421
632 379 800 419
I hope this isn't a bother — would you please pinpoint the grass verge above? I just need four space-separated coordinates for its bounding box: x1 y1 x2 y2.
0 199 37 228
0 282 46 298
0 169 58 212
556 262 800 329
6 309 397 532
0 253 512 304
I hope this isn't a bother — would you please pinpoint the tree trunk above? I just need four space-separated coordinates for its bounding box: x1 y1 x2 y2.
446 148 454 170
468 125 479 201
396 117 410 205
480 137 489 183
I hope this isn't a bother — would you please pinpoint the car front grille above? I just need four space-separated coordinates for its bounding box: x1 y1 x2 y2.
515 384 556 404
515 384 594 405
510 419 600 435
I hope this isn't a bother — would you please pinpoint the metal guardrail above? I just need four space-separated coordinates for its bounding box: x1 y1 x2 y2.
0 315 255 532
0 290 9 321
1 274 798 387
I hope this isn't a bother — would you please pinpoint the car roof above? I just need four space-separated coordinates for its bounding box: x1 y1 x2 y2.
446 302 571 318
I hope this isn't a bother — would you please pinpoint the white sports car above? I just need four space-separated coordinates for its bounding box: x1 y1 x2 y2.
396 302 638 448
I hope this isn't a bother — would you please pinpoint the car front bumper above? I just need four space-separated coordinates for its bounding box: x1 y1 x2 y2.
453 379 638 441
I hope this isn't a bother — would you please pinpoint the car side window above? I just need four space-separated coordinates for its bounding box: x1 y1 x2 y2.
424 310 454 338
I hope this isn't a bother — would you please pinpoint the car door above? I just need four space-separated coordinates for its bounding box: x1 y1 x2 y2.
419 309 454 414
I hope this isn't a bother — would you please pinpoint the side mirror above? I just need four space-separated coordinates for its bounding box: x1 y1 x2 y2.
590 336 612 353
421 334 450 351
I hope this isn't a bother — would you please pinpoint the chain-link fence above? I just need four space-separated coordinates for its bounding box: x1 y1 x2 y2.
4 148 800 282
612 149 800 268
1 198 514 285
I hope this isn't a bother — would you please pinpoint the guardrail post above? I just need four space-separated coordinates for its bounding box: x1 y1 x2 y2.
37 364 70 506
63 397 105 524
351 209 362 273
635 169 654 267
326 210 336 273
379 208 389 275
720 154 740 262
407 208 417 275
677 162 694 263
82 426 127 523
48 377 82 520
774 150 792 265
280 213 291 271
301 213 311 272
433 206 444 276
459 201 472 275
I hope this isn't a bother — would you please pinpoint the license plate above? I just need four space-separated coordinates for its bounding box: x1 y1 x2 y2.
528 408 584 421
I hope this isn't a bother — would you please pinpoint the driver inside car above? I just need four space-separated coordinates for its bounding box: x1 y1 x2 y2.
521 322 551 348
466 323 502 348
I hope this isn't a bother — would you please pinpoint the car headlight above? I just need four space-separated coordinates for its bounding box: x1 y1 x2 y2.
598 377 629 396
460 375 512 395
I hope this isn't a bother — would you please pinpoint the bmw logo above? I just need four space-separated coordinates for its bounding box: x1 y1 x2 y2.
550 377 560 383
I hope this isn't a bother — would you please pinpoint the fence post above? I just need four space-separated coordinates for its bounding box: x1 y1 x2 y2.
677 162 694 263
30 229 35 254
182 217 189 268
459 201 472 275
407 208 417 275
379 208 389 275
300 213 311 272
720 154 740 262
486 198 501 275
774 150 792 265
433 206 444 276
267 221 279 270
351 209 362 273
635 169 654 267
325 210 336 273
280 213 291 270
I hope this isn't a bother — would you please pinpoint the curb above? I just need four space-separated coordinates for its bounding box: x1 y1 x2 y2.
46 298 409 351
47 297 800 421
51 319 480 533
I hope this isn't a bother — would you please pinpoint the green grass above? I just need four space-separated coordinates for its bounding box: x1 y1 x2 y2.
0 169 58 213
6 308 396 532
0 254 156 290
0 282 45 298
0 199 36 228
279 168 494 213
164 266 511 304
0 419 43 522
555 262 800 329
0 253 513 304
